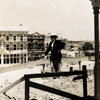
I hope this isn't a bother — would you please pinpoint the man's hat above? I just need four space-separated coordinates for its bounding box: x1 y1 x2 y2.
50 33 58 38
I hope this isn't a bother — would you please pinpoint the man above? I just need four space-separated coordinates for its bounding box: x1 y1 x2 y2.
44 33 65 73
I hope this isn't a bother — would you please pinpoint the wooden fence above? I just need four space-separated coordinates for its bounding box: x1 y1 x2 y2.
24 65 88 100
0 65 93 100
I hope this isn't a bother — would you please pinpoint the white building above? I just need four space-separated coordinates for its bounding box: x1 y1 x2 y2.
0 26 29 67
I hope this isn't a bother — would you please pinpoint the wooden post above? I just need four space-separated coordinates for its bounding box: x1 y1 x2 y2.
70 67 73 72
82 65 87 97
79 61 81 71
25 76 30 100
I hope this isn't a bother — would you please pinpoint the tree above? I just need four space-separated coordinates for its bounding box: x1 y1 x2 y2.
82 42 93 52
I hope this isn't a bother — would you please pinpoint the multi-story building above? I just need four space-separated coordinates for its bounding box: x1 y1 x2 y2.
67 41 85 51
0 26 29 67
28 32 45 60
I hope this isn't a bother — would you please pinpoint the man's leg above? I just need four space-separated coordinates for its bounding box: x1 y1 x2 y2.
52 60 61 79
58 61 62 72
53 59 61 72
50 59 55 73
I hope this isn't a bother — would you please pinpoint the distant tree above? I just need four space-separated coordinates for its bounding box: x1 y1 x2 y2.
82 42 93 52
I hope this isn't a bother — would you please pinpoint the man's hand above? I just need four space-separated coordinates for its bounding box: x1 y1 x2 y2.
41 54 47 59
43 55 47 59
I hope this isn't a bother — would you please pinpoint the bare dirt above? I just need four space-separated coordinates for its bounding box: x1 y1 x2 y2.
0 57 94 100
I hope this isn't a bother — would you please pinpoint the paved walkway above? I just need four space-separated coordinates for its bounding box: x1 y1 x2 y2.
0 59 49 73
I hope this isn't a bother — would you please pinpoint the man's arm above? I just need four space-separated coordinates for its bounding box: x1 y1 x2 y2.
57 40 65 50
45 42 51 55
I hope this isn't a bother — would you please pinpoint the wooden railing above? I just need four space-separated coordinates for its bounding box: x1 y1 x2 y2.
0 65 90 100
24 65 88 100
0 76 25 94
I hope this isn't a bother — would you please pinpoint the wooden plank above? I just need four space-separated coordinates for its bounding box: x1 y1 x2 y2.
29 81 83 100
25 71 83 79
82 66 87 97
0 76 25 94
25 77 30 100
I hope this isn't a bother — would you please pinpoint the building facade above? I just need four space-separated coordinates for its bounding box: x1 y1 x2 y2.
28 32 45 60
44 33 51 50
0 27 28 67
67 41 85 51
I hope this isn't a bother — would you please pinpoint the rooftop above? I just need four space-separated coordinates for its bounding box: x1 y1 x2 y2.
0 26 29 32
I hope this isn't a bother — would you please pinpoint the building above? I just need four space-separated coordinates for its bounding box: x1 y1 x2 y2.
67 40 85 51
28 32 45 60
0 26 29 67
44 33 51 50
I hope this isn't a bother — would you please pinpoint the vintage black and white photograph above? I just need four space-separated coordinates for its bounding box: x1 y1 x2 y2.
0 0 100 100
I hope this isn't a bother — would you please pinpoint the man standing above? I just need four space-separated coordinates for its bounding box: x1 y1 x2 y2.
45 33 65 73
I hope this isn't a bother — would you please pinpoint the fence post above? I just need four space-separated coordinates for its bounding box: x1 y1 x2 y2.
82 65 87 97
25 76 30 100
70 67 73 72
79 60 81 71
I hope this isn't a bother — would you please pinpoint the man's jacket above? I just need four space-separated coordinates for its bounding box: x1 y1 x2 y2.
45 40 65 60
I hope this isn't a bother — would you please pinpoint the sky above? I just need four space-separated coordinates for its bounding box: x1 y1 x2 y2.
0 0 96 41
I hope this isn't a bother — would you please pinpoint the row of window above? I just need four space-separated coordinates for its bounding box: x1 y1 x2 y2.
28 43 44 50
6 36 25 41
3 54 26 57
6 44 26 50
0 54 27 64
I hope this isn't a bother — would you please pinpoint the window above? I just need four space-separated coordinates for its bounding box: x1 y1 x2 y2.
7 58 9 64
6 36 9 41
14 54 16 63
4 55 9 64
3 57 6 64
28 43 32 50
0 55 1 64
14 36 16 41
20 36 23 41
21 44 23 50
21 54 23 63
6 44 9 50
10 54 18 64
14 44 16 50
10 54 13 63
24 54 26 63
17 54 19 63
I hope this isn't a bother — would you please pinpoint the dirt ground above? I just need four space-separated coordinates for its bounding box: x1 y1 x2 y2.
0 75 94 100
0 57 89 73
0 57 94 100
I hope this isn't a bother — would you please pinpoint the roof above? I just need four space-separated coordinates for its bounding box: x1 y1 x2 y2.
0 26 29 32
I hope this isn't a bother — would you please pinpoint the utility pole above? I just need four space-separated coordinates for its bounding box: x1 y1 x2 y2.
90 0 100 100
93 6 100 100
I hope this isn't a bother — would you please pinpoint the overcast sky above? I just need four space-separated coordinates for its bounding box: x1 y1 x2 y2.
0 0 96 41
